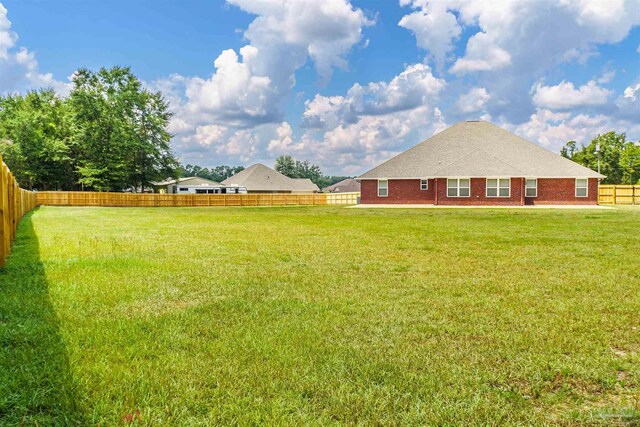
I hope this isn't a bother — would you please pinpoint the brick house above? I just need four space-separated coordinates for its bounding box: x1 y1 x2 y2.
358 121 603 205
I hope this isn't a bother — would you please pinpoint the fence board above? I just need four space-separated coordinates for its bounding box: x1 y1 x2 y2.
598 185 640 205
0 156 38 267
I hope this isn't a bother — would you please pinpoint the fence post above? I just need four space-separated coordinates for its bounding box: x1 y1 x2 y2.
0 159 6 267
4 167 12 256
13 179 19 239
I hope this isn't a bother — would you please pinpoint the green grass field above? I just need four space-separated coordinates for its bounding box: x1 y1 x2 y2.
2 206 639 426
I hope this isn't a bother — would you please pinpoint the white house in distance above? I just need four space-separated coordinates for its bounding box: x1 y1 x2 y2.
222 164 320 193
153 177 238 194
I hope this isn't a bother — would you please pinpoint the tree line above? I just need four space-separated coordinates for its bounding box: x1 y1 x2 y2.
0 67 177 191
561 131 640 184
181 156 350 189
178 164 246 182
274 155 351 189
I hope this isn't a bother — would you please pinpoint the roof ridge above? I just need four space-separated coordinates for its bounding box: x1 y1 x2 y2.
487 124 602 176
360 125 460 177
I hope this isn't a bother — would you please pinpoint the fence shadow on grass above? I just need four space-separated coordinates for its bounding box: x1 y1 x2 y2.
0 211 87 425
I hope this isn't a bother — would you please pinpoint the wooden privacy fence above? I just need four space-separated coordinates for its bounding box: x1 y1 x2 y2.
0 155 38 267
325 192 359 205
37 191 361 207
598 185 640 205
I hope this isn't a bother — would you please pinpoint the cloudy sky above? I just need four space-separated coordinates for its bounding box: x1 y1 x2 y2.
1 0 639 174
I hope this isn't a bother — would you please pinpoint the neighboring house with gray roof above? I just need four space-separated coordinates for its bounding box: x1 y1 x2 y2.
323 178 360 193
358 121 604 205
153 177 222 194
222 163 320 193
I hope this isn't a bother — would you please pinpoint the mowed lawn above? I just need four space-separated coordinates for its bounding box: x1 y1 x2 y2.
1 206 639 426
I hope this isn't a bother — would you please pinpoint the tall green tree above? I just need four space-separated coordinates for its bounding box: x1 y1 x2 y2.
274 154 339 187
620 143 640 185
293 159 322 184
0 89 75 190
560 131 639 184
213 165 244 181
275 155 297 178
315 175 352 190
70 66 177 191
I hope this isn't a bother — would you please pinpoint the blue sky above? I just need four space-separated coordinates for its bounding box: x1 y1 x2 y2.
1 0 639 174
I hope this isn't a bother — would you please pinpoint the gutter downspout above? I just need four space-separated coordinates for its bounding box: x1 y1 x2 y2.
520 178 525 206
434 178 438 206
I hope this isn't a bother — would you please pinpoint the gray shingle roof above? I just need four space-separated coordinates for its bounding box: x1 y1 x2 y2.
221 164 320 192
323 178 361 193
358 121 604 179
153 176 220 186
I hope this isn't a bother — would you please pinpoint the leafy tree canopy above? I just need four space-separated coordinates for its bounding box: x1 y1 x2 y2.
70 66 177 191
0 89 75 190
0 67 179 191
561 131 640 184
274 154 351 189
179 164 245 182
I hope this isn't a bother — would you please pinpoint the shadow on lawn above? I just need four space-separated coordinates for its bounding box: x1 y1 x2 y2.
0 211 87 425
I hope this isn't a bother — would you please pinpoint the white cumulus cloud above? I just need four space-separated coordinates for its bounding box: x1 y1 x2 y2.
267 122 299 155
399 0 640 122
511 108 612 148
298 63 448 173
303 63 445 129
532 80 611 109
0 4 70 94
398 1 461 69
449 32 511 74
154 0 373 167
456 87 490 114
184 46 275 127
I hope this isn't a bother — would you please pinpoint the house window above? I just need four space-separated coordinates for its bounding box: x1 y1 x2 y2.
576 178 588 197
378 179 388 197
486 178 510 197
179 187 188 192
525 179 537 197
447 178 470 197
420 179 428 190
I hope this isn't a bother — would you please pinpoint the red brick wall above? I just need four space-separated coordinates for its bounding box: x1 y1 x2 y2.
361 177 599 205
434 178 524 206
525 178 598 205
361 179 434 204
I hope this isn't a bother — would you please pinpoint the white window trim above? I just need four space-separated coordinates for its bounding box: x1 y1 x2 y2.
378 179 388 197
525 178 537 198
575 178 588 197
420 179 428 190
447 178 470 198
486 178 511 198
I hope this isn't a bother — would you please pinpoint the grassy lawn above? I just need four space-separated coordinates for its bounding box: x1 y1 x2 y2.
1 206 639 426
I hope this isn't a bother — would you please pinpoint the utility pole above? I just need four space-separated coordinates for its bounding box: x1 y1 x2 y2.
596 142 600 175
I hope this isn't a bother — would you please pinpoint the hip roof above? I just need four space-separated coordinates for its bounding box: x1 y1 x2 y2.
358 121 604 179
